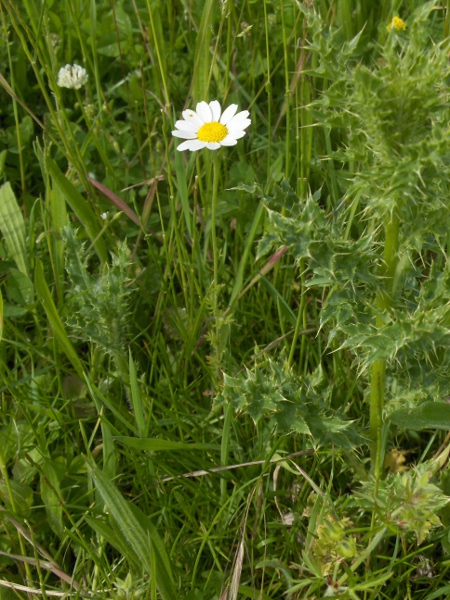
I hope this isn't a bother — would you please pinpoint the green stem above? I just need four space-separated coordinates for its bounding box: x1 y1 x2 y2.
288 259 306 368
263 0 272 181
220 403 233 503
211 153 229 502
370 209 399 479
211 153 221 377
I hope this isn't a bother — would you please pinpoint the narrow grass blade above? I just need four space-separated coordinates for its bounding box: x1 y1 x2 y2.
237 246 287 302
48 185 68 303
228 199 265 307
87 461 176 600
193 1 215 102
128 351 146 437
89 178 142 228
427 585 450 600
84 515 141 570
174 150 192 238
114 436 219 452
0 289 3 341
46 158 107 263
40 460 64 537
34 259 85 378
338 527 388 586
260 276 297 326
0 182 29 276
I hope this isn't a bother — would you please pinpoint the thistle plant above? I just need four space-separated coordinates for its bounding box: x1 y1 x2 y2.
255 1 450 479
336 2 450 476
62 225 132 379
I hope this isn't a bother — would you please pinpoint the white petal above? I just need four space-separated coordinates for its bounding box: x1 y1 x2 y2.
172 129 198 139
222 131 246 143
227 119 251 134
220 138 238 146
182 109 203 128
228 112 251 126
209 101 222 121
196 101 213 122
233 109 250 120
205 142 221 150
177 139 207 151
220 104 238 125
174 120 198 132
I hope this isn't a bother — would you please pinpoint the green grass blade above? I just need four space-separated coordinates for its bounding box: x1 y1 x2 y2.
46 158 107 263
427 585 450 600
174 150 193 238
34 259 85 378
0 288 3 341
87 461 177 600
193 1 215 102
84 515 141 570
0 182 29 276
129 351 146 437
228 199 265 307
40 460 64 537
114 436 220 452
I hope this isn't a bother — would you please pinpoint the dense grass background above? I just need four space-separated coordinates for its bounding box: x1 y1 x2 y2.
2 0 450 598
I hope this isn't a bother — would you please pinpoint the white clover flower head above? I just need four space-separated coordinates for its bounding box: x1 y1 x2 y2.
57 64 89 90
172 100 251 152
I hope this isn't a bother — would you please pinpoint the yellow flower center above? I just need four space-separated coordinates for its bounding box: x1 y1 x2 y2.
197 122 228 143
387 16 406 32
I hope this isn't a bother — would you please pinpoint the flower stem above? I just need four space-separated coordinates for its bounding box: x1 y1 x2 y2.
210 153 229 502
370 209 399 479
211 152 221 376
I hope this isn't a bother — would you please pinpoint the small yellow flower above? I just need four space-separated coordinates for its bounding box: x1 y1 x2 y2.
387 16 407 32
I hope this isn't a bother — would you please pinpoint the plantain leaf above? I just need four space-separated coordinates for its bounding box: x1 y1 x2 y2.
0 182 29 276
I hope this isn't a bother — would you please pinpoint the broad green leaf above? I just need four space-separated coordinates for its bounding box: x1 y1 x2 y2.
0 182 29 276
389 402 450 431
87 461 176 600
46 158 107 263
34 259 85 378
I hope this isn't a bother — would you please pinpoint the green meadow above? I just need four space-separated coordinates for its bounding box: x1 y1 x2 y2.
2 0 450 598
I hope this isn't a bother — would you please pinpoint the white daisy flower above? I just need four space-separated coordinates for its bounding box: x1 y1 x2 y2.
172 100 251 151
57 64 89 90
